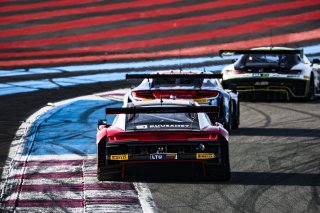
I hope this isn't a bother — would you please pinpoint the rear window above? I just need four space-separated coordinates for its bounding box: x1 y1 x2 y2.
127 112 197 123
152 78 202 88
243 54 298 67
125 111 199 131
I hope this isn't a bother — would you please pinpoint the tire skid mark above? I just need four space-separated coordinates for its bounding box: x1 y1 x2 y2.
239 103 272 128
264 103 320 120
229 101 320 213
232 142 320 213
308 186 320 212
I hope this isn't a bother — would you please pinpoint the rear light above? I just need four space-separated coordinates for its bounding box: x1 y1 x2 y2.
132 90 218 99
196 90 219 98
132 91 155 99
108 135 137 141
188 134 218 141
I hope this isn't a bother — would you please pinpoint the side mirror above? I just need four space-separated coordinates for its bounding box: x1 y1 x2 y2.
231 59 236 63
97 119 110 129
312 59 320 64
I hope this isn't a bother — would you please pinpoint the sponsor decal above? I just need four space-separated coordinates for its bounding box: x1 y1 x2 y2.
149 153 177 160
261 73 269 78
149 124 190 129
150 153 166 160
254 81 269 86
110 154 128 160
253 73 261 77
196 153 216 159
166 153 178 160
136 125 148 129
193 98 208 103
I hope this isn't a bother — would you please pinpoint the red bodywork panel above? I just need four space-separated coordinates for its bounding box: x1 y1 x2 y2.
132 90 219 100
97 125 228 144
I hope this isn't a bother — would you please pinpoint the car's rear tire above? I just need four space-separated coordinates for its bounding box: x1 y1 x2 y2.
232 100 240 129
307 76 315 101
205 139 231 181
224 103 233 132
97 139 122 181
97 164 122 181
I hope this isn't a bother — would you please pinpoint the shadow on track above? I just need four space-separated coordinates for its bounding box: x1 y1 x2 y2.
232 128 320 137
124 164 320 186
128 171 320 186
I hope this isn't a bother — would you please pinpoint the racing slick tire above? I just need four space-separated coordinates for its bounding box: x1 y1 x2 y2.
224 104 233 132
307 75 316 101
97 139 122 181
204 139 231 181
232 100 240 129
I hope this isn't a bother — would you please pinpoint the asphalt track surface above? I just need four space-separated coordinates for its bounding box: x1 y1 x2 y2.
148 100 320 212
1 86 319 212
0 0 320 211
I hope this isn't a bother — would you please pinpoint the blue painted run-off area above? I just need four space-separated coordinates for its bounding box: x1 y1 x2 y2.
22 99 122 156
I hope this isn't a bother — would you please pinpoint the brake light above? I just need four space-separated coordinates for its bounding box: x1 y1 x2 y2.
132 91 155 99
108 135 137 141
189 134 218 140
195 90 219 98
133 90 218 99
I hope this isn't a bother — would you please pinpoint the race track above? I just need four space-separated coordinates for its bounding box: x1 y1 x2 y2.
149 101 320 212
0 0 320 212
1 90 319 212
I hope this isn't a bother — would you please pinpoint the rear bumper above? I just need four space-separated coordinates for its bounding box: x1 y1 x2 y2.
97 139 229 180
122 160 207 179
223 78 309 100
105 141 221 164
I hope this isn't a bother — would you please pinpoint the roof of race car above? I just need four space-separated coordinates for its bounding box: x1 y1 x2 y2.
128 70 223 92
250 46 295 51
219 46 303 57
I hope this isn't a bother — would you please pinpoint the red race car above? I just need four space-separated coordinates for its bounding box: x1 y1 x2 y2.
97 99 230 181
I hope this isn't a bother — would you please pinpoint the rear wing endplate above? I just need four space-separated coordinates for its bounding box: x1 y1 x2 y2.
219 49 303 58
126 73 223 80
106 106 219 115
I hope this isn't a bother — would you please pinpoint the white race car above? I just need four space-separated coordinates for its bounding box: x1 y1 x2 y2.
220 47 320 101
124 70 240 131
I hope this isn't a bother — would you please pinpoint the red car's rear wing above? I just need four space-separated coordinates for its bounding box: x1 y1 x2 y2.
219 49 303 57
106 106 219 115
126 73 223 80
